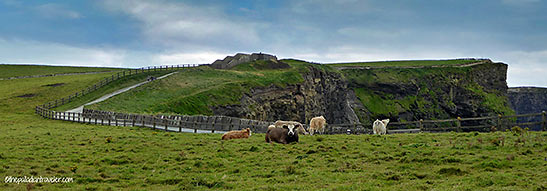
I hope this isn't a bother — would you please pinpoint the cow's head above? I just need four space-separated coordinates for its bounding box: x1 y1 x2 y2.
246 128 252 136
283 124 296 136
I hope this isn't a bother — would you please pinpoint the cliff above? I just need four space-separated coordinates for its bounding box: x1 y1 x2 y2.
340 60 514 124
210 53 284 69
508 87 547 130
87 57 514 128
211 63 360 124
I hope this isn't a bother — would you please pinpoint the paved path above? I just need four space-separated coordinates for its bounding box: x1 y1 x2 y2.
66 72 178 113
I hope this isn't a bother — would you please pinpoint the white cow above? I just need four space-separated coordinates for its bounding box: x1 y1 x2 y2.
373 119 389 135
309 116 327 135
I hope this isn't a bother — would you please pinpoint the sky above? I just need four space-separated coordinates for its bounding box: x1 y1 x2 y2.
0 0 546 87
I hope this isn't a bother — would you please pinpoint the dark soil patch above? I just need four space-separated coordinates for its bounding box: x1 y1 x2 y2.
17 93 36 98
43 83 65 87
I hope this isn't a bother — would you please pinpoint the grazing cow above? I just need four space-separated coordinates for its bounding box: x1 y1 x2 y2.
274 120 308 135
222 128 252 140
309 116 327 135
265 124 299 144
373 119 389 135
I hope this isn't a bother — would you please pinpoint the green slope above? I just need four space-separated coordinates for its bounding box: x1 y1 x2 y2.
0 64 124 78
86 60 319 115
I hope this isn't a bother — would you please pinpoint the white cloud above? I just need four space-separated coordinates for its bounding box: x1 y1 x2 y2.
0 38 124 67
497 50 547 87
34 3 81 19
100 0 262 49
0 38 235 68
153 52 229 65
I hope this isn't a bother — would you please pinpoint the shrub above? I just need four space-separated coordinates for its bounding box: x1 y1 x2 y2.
249 146 259 152
70 165 78 173
438 167 465 176
105 136 113 143
511 126 524 136
284 165 297 175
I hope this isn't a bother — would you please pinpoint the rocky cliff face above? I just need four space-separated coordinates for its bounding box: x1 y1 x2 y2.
508 87 547 130
211 66 360 124
210 60 513 126
211 53 280 69
342 61 513 125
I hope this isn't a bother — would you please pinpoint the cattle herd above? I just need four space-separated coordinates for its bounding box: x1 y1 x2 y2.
221 116 391 144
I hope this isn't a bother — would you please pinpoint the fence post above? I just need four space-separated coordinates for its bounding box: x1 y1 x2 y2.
179 119 182 132
164 118 168 131
456 117 462 132
419 119 424 132
542 111 546 131
497 114 502 131
153 116 156 129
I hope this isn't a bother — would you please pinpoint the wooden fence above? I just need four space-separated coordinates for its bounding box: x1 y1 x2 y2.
35 107 546 134
34 63 547 134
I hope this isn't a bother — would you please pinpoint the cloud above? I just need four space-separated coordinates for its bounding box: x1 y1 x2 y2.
34 3 81 19
100 0 262 49
152 52 229 65
499 50 547 87
0 38 124 67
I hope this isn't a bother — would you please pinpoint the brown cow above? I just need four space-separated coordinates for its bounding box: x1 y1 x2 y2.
221 128 252 140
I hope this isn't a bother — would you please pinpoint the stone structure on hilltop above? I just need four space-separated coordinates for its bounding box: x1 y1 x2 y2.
210 52 278 69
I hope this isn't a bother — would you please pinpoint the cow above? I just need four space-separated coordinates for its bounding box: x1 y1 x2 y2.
274 120 308 135
265 124 299 144
221 128 252 140
309 116 327 135
373 119 389 135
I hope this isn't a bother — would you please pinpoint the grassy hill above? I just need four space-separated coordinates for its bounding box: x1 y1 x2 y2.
327 59 483 67
0 65 545 190
86 60 324 115
0 64 124 79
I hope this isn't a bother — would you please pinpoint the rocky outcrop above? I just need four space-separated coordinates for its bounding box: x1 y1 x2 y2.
211 66 360 124
210 53 280 69
342 61 513 125
508 87 547 130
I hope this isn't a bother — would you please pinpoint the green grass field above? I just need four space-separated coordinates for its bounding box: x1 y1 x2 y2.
0 65 546 190
0 64 125 79
327 59 482 67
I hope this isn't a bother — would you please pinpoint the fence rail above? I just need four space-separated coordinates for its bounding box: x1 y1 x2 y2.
34 63 547 134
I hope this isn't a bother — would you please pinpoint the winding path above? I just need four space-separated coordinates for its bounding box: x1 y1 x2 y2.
66 72 178 113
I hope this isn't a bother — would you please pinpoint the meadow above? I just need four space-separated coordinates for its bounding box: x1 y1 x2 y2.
327 59 481 67
0 64 123 79
0 65 546 190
